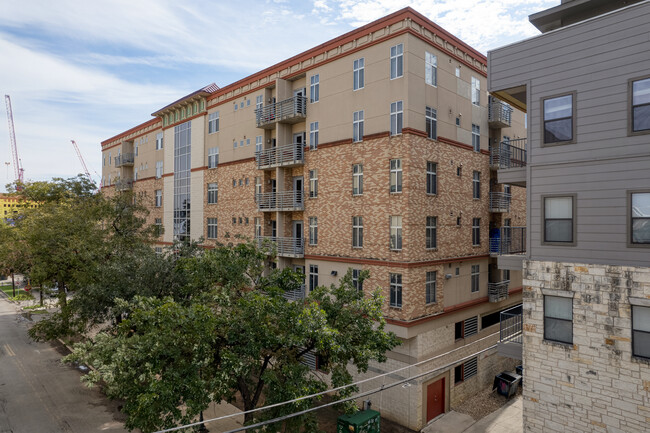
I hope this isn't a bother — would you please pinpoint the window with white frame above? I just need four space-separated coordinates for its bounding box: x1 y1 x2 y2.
544 295 573 344
544 196 574 244
207 182 218 204
543 93 574 144
426 271 436 304
471 265 480 293
390 101 403 136
352 269 363 291
426 106 437 139
310 74 320 103
425 52 437 86
632 304 650 358
455 66 461 77
309 217 318 246
155 189 162 207
256 95 263 110
472 218 480 246
426 161 437 195
155 161 163 178
390 215 402 250
471 76 480 106
207 218 218 239
309 169 318 198
310 121 319 150
352 216 363 248
472 124 480 151
154 218 163 237
255 136 263 153
309 265 319 291
208 147 219 168
390 43 403 79
353 58 364 90
390 159 402 193
255 177 262 202
631 77 650 133
631 192 650 244
246 138 250 146
353 110 364 142
352 164 363 195
156 132 164 150
426 216 437 249
254 217 261 238
390 273 402 307
208 111 219 134
473 171 481 199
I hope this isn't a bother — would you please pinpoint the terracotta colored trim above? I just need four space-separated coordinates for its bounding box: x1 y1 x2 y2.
191 166 207 173
102 127 163 152
363 131 391 141
508 286 523 295
401 127 428 138
162 111 207 131
217 157 256 168
133 175 156 183
162 173 173 178
437 136 474 152
312 138 353 151
155 241 174 246
385 286 523 327
101 118 160 146
303 253 489 268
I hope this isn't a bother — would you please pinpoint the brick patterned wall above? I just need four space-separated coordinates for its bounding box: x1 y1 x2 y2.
523 260 650 433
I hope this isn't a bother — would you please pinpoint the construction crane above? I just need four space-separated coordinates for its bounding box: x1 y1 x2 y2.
70 139 99 189
5 95 24 185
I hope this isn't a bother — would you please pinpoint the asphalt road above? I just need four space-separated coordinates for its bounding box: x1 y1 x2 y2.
0 299 128 433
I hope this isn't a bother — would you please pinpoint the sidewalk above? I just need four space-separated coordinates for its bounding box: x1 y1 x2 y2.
422 396 522 433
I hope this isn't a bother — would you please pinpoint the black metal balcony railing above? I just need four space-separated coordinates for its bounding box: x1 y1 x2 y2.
284 285 306 301
499 304 522 344
255 96 307 128
489 192 512 212
257 236 304 257
490 227 526 255
256 191 304 212
115 178 134 191
490 138 527 169
256 142 304 169
488 99 513 127
488 280 510 303
115 153 134 167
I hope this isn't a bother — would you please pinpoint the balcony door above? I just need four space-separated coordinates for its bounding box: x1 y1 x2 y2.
294 88 306 114
293 176 303 206
292 220 303 255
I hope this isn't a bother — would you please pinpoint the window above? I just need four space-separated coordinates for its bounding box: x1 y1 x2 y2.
390 159 402 193
234 103 238 111
455 357 478 384
208 147 219 168
309 217 318 246
472 124 480 151
544 295 573 344
390 101 403 136
156 132 163 150
256 136 262 153
457 166 462 177
544 196 575 244
109 152 111 165
135 141 138 157
456 117 460 127
543 93 574 144
207 218 218 239
352 164 363 195
352 269 363 291
156 161 163 178
310 74 320 103
240 140 244 148
309 169 318 198
154 218 162 237
455 66 461 77
631 77 650 133
426 106 437 139
254 217 261 238
207 182 218 204
631 192 650 244
390 215 402 250
246 138 250 146
309 265 319 291
310 121 319 150
425 52 437 86
208 111 219 134
472 218 480 246
426 161 437 195
256 95 263 110
632 305 650 358
155 189 162 207
390 44 403 79
471 76 480 106
255 177 262 202
426 216 437 249
455 316 478 339
352 216 363 248
471 265 480 293
389 273 402 307
426 271 436 304
353 58 364 90
353 110 364 142
472 171 480 199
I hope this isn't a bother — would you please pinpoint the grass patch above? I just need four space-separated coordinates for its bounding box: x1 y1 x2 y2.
9 292 34 302
1 285 20 297
23 304 47 310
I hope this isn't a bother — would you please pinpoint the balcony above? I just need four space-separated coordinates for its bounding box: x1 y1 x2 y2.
256 142 304 170
284 285 306 301
115 153 134 167
115 178 133 191
490 226 526 271
257 190 304 212
255 96 307 129
489 192 511 213
257 236 304 258
488 280 510 303
488 98 513 128
490 138 526 169
497 304 522 360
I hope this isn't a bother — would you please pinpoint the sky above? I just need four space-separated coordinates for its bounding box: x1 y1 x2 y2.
0 0 558 191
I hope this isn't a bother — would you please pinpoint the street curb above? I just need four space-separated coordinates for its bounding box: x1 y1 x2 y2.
57 338 98 373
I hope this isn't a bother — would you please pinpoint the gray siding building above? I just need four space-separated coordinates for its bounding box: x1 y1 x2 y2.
488 1 650 432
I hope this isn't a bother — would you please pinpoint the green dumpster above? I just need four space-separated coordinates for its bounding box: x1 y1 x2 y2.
337 409 380 433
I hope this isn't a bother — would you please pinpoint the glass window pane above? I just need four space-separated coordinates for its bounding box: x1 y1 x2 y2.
545 220 573 242
633 331 650 358
545 318 572 343
632 219 650 243
633 306 650 332
545 118 573 142
546 197 573 218
633 78 650 105
544 95 572 120
545 296 572 320
633 105 650 132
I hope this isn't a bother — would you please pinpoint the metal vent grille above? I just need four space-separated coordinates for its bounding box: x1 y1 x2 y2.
302 350 317 370
465 316 478 337
464 357 478 379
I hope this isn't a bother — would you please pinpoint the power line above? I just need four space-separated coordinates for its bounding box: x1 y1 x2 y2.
154 329 505 433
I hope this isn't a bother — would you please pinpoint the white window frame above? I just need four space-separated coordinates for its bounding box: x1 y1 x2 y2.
255 136 263 153
255 177 262 202
310 74 320 103
472 124 480 152
309 217 318 246
353 110 364 142
310 121 319 150
471 76 480 106
426 106 437 140
390 215 402 251
353 58 364 90
426 161 437 195
309 169 318 198
207 218 218 239
352 269 363 291
426 271 437 304
425 52 437 86
472 218 480 246
389 273 402 308
207 182 218 204
208 111 219 134
352 216 363 248
155 161 163 179
473 171 481 199
352 164 363 196
426 216 437 250
256 95 263 110
390 43 403 80
155 189 162 207
471 264 480 293
390 159 402 193
254 217 261 238
208 147 219 169
390 101 403 136
309 265 319 292
156 132 164 150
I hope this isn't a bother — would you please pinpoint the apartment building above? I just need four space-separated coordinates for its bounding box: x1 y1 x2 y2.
0 193 37 224
489 1 650 432
101 8 526 430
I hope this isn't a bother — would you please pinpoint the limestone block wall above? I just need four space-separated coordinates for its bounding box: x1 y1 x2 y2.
522 260 650 433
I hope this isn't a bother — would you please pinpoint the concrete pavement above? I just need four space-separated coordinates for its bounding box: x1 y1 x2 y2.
422 396 523 433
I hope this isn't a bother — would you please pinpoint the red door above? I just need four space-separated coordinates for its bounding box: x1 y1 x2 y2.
426 378 445 422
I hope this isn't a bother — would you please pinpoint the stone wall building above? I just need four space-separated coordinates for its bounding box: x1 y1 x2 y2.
101 8 527 430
